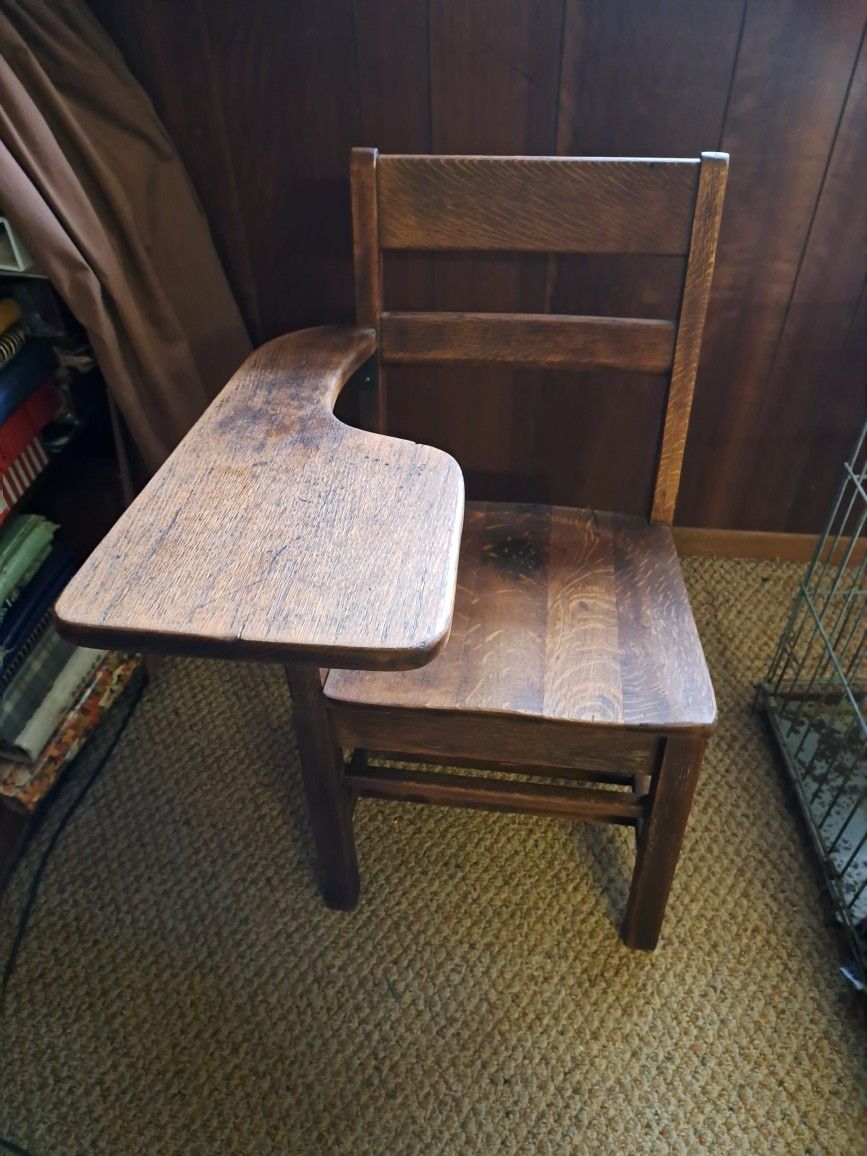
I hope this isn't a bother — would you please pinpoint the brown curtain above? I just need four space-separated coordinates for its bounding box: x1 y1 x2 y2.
0 0 252 472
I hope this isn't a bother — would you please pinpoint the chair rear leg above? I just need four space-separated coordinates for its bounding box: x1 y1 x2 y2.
285 663 359 910
622 733 707 950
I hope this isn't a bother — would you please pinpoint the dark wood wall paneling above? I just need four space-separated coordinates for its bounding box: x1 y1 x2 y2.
682 3 866 530
88 0 866 533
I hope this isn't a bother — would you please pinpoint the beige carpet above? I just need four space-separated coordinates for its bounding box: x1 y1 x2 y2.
0 557 863 1154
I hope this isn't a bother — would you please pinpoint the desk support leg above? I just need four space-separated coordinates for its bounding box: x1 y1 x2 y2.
623 734 706 950
285 663 359 910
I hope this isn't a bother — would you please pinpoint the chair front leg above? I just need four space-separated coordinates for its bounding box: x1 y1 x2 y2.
622 733 707 950
285 663 359 910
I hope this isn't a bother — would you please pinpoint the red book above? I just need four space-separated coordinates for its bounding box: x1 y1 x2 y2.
0 436 49 525
25 378 59 432
0 378 59 471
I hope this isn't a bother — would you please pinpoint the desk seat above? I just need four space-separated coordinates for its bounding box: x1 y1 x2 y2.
325 501 716 731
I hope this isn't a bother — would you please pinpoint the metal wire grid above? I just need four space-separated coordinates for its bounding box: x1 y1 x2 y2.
758 421 866 987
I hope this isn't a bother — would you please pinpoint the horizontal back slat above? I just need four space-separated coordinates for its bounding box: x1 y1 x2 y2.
377 155 700 253
381 312 677 374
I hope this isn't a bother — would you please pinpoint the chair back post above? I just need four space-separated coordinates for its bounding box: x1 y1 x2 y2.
350 146 384 432
651 151 729 524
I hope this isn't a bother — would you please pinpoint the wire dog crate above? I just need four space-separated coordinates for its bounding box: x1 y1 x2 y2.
758 422 866 988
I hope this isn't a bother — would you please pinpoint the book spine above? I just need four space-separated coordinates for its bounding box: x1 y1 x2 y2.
0 323 28 371
0 342 56 425
0 653 143 811
0 546 76 665
0 379 60 469
25 378 60 432
0 611 51 693
0 517 57 602
6 645 107 762
0 438 48 525
0 299 22 334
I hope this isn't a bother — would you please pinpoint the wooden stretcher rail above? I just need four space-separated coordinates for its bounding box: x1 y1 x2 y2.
380 311 676 373
347 763 644 824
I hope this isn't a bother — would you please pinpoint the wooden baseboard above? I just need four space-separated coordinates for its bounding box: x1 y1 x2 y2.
673 527 866 564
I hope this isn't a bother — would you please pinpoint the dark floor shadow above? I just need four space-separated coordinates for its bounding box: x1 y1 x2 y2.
565 820 633 930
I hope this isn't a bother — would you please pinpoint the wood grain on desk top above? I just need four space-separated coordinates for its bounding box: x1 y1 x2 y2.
55 326 464 670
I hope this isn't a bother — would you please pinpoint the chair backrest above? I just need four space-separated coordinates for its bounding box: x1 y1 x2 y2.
351 149 728 525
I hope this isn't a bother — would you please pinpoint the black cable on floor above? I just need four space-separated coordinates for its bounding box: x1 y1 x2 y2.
0 679 145 1156
0 1138 33 1155
0 1138 32 1155
0 676 145 1015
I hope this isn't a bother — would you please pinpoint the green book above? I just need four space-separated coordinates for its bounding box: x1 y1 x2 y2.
0 515 58 604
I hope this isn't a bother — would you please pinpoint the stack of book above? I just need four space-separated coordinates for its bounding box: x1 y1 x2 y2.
0 297 60 522
0 299 142 813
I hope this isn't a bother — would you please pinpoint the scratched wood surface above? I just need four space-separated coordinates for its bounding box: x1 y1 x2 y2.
325 501 716 729
55 326 464 669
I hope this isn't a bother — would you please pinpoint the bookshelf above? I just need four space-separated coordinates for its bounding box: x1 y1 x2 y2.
0 259 142 895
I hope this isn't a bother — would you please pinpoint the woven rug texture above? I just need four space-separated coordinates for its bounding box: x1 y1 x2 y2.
0 556 863 1154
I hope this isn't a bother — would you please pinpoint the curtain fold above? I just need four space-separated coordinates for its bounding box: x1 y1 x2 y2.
0 0 252 471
